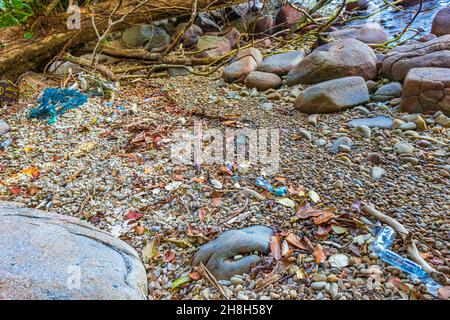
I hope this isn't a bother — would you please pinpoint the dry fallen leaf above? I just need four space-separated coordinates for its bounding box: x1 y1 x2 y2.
189 271 202 281
316 225 332 238
270 235 282 260
285 233 309 251
313 211 335 224
211 197 221 207
164 250 176 263
141 235 160 263
21 166 40 179
198 208 206 222
134 225 145 235
313 244 326 264
9 186 22 195
193 177 205 183
275 197 296 209
390 278 421 300
281 240 291 257
296 205 325 219
124 211 144 221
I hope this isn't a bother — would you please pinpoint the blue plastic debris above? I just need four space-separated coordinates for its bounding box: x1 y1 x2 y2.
353 178 365 188
0 139 12 149
275 186 288 196
28 88 88 124
255 177 275 193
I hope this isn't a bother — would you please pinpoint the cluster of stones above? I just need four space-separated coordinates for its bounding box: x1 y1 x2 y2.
219 6 450 117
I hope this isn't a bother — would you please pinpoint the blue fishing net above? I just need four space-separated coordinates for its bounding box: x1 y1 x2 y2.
28 88 88 124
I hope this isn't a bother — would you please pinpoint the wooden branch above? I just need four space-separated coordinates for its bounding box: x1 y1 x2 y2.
100 46 160 60
162 0 199 56
361 203 448 286
63 53 117 81
0 0 249 81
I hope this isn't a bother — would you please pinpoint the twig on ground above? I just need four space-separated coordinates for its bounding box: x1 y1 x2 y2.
198 262 229 299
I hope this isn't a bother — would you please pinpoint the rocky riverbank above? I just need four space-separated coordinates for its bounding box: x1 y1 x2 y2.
0 1 449 300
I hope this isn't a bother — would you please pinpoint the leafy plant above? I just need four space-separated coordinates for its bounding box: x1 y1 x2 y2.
23 30 33 38
0 0 35 27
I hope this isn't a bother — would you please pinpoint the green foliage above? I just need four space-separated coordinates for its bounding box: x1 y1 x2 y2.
0 0 35 27
23 30 33 38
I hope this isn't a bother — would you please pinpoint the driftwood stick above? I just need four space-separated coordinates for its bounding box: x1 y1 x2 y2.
361 203 448 286
63 53 117 81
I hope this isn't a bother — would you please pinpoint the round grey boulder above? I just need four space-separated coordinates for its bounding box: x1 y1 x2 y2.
193 226 273 280
245 71 282 91
258 50 305 76
0 201 147 300
372 82 402 101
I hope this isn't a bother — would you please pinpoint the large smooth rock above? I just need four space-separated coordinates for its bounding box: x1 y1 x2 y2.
223 48 263 82
195 35 232 59
48 61 81 75
382 35 450 81
122 25 170 51
294 76 370 114
328 23 388 44
258 50 305 76
345 0 372 11
193 226 273 280
197 13 221 33
372 82 403 101
175 23 203 47
431 7 450 37
400 67 450 116
254 15 274 37
245 71 282 91
0 201 147 300
223 27 241 48
287 39 377 86
275 5 304 32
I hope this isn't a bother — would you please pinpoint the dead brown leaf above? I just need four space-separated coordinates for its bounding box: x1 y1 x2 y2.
285 233 309 251
313 244 326 264
270 235 282 260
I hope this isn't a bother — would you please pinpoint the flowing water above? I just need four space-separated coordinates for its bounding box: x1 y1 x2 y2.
290 0 449 37
349 0 449 36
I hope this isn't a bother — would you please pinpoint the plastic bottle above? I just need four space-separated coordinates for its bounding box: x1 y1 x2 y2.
371 226 443 296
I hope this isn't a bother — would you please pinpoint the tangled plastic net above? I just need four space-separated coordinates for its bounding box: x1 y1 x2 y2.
28 88 88 124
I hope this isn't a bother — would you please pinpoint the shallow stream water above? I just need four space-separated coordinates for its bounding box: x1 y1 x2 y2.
292 0 448 37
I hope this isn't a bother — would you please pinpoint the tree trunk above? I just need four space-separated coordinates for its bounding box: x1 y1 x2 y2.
0 0 247 81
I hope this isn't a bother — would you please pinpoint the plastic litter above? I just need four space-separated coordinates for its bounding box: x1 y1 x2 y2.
371 226 443 296
28 88 88 124
274 186 288 196
255 177 274 193
0 139 12 149
255 177 289 197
